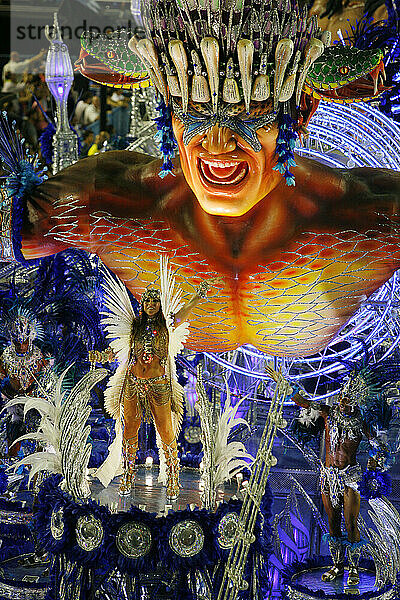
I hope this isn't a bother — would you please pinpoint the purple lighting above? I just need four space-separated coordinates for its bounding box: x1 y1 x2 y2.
45 15 74 103
44 12 79 174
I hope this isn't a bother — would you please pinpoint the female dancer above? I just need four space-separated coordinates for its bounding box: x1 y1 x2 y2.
93 262 216 500
120 283 211 498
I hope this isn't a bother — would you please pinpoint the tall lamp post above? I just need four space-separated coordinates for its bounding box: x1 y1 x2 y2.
130 0 142 25
45 13 78 174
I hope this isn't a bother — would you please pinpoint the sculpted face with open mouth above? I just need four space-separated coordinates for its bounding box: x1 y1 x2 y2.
172 100 283 217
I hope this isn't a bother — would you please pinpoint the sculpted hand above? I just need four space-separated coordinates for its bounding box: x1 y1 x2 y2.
265 364 280 382
265 365 292 396
196 276 223 298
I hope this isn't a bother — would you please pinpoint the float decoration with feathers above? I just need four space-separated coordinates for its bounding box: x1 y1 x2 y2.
6 365 107 501
195 364 255 511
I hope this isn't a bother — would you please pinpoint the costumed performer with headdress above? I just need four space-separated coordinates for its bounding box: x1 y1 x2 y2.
92 256 218 499
0 307 55 456
266 363 392 588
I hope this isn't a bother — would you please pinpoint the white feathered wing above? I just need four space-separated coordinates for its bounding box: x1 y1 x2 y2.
93 270 136 487
157 255 190 483
212 389 254 487
195 367 254 509
8 366 107 501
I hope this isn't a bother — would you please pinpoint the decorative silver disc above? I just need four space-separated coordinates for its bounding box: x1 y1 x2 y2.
184 426 202 444
169 519 204 557
116 522 152 559
75 515 104 552
218 512 239 549
50 507 65 541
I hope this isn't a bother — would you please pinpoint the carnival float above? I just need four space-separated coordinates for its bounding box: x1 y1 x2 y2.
0 0 399 597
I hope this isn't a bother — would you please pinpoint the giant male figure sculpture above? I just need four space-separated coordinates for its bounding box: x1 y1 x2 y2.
2 0 400 357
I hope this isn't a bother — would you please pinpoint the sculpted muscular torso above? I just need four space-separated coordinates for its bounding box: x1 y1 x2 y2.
22 122 400 356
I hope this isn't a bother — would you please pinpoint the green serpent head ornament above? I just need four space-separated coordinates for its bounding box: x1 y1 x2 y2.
76 29 149 89
305 45 386 103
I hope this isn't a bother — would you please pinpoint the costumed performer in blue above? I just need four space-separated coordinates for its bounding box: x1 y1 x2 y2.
91 257 217 499
266 364 392 588
0 307 55 456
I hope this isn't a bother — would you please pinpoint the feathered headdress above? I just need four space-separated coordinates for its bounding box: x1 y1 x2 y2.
141 288 161 303
0 285 51 351
335 349 398 431
7 307 44 345
341 366 381 408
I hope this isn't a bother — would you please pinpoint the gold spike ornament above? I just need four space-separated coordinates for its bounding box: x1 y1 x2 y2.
222 57 241 103
273 38 294 110
237 38 254 113
200 37 220 113
251 52 270 101
191 50 211 103
295 37 325 105
129 36 168 100
162 52 181 98
279 50 301 102
169 39 190 112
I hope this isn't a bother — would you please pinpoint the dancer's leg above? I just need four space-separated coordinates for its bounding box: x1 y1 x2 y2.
151 399 180 500
321 489 345 581
344 487 362 586
119 384 142 495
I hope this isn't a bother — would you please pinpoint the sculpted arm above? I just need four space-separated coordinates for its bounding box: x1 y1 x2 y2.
265 365 310 407
174 278 221 325
265 365 330 416
20 151 177 259
329 167 400 229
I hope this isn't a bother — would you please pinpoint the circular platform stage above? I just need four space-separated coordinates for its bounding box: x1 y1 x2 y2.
90 465 238 513
0 555 51 599
295 567 376 595
285 565 397 599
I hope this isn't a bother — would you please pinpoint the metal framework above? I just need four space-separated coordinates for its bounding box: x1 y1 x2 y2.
198 102 400 402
